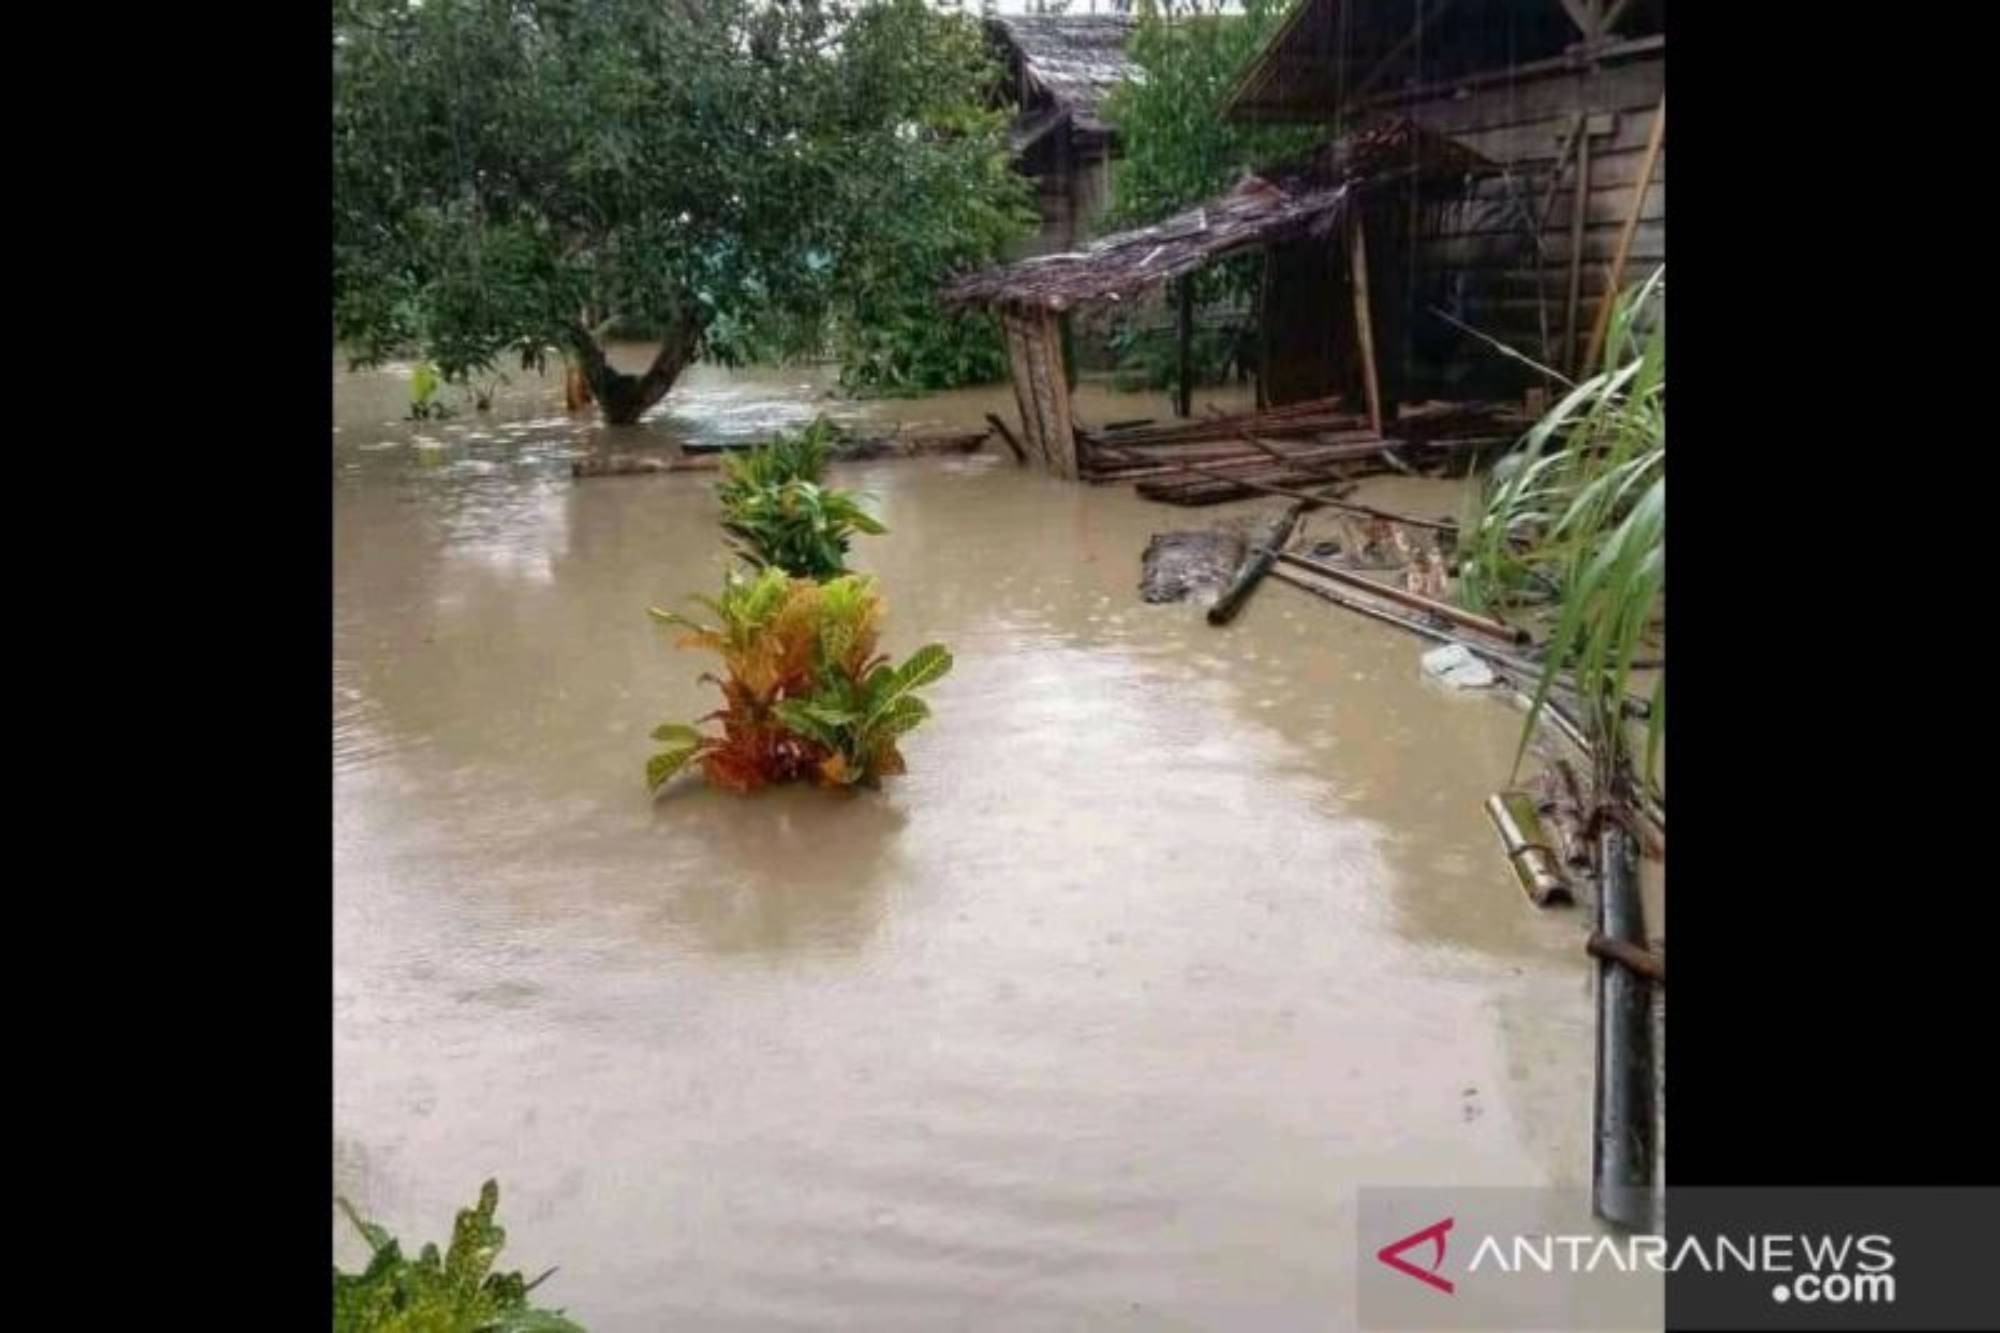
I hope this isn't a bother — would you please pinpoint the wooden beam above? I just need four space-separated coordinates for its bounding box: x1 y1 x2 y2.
1599 0 1638 37
1347 213 1385 438
1582 95 1665 373
1341 34 1664 118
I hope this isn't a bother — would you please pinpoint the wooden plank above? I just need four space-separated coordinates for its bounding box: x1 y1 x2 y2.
1417 221 1666 268
1445 109 1659 170
1450 179 1666 234
1340 34 1665 118
1407 49 1663 137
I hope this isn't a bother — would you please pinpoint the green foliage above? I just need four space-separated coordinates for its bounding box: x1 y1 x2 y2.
1458 269 1665 792
333 1180 584 1333
1100 0 1318 254
647 569 949 792
1097 2 1313 388
1105 318 1244 392
334 0 1027 397
834 306 1013 397
827 13 1034 396
716 418 886 579
408 361 453 421
715 415 845 498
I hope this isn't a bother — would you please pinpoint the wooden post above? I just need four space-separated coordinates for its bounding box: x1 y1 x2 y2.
1347 213 1384 437
1255 251 1272 411
1176 278 1194 419
1581 95 1665 374
1037 307 1081 479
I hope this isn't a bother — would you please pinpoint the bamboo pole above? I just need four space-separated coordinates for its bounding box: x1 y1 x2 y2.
1593 820 1658 1229
1581 95 1665 374
1276 550 1528 643
1208 501 1310 626
1348 213 1385 437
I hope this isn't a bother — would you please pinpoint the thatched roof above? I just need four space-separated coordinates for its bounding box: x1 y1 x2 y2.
943 117 1494 313
987 15 1137 138
945 176 1348 313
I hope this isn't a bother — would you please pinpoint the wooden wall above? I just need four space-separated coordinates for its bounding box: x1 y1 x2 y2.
1378 50 1666 390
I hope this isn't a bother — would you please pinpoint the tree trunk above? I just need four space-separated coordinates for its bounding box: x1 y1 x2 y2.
573 316 703 426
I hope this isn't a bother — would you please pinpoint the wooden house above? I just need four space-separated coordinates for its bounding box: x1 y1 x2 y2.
1225 0 1666 399
986 15 1138 257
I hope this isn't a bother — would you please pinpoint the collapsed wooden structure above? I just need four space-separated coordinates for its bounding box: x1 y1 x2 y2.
943 116 1504 492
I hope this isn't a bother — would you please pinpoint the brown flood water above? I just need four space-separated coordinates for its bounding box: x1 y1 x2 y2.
335 350 1603 1331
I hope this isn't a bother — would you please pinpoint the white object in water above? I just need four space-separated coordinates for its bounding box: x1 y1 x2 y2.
1420 643 1497 690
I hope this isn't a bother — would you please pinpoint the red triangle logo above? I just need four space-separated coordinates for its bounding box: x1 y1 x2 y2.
1376 1217 1455 1294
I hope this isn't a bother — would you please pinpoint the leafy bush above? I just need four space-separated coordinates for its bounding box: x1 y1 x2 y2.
716 418 886 580
834 305 1011 397
1458 268 1664 791
647 568 950 794
715 416 846 498
408 361 453 421
333 1180 584 1333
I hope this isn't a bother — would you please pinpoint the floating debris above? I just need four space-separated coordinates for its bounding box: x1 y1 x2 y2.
1420 643 1497 690
1139 528 1246 604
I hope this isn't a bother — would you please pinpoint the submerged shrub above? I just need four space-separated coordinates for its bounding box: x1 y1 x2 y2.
333 1180 584 1333
717 417 886 580
647 567 950 794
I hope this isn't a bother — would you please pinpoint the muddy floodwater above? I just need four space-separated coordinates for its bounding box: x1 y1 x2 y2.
335 351 1602 1330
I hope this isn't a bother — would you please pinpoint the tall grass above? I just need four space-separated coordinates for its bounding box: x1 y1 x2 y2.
1459 268 1664 799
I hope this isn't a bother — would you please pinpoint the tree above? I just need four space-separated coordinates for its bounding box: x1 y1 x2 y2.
333 0 1026 423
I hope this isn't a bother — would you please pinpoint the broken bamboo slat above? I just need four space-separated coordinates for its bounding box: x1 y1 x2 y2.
1486 791 1573 906
1275 550 1526 642
1207 501 1311 626
1587 932 1665 984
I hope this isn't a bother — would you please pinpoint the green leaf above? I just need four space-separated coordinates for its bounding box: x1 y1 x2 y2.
649 723 702 745
647 744 701 793
890 644 952 695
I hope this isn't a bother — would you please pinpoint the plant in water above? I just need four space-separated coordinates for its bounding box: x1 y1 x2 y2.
1458 268 1665 797
333 1179 585 1333
716 418 886 580
408 361 452 421
647 567 950 794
